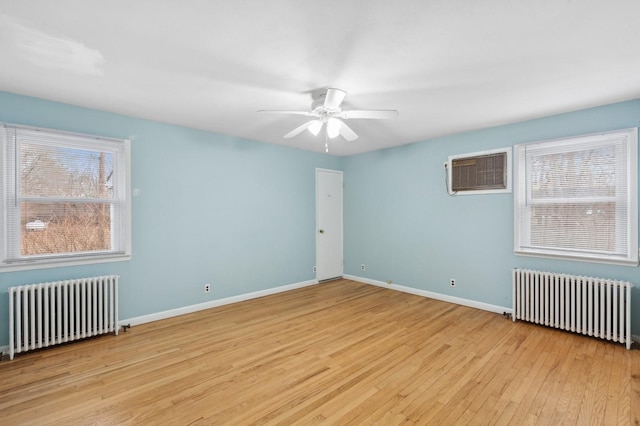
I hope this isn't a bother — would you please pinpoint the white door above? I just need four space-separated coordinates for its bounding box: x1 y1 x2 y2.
316 168 343 281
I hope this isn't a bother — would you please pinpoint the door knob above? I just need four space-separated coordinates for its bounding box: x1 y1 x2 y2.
319 229 325 233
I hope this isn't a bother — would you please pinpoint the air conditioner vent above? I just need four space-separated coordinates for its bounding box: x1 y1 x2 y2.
447 148 511 195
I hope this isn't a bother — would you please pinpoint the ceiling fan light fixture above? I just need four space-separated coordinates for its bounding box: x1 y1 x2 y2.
327 118 342 139
308 120 323 136
259 88 399 145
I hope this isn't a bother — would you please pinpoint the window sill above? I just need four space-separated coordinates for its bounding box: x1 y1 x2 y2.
514 250 639 267
0 253 132 273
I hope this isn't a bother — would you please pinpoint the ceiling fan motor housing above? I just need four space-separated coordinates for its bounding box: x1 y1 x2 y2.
312 89 345 113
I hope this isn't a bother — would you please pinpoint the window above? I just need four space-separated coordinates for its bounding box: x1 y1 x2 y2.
514 128 638 266
447 148 511 194
1 124 131 270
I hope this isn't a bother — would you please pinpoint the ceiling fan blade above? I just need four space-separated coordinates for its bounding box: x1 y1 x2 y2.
323 88 347 110
283 120 317 139
338 110 399 120
339 121 359 141
258 110 314 116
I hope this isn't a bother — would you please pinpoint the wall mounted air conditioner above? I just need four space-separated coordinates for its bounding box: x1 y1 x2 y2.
446 147 512 195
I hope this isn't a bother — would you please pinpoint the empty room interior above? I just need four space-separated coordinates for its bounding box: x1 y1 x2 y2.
1 1 640 424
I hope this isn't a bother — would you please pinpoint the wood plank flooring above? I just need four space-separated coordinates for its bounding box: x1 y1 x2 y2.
1 279 639 425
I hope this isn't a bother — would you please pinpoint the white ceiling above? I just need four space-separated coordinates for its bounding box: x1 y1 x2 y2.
1 1 640 156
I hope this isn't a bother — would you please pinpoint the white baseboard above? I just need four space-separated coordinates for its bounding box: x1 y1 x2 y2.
119 279 319 328
343 274 512 315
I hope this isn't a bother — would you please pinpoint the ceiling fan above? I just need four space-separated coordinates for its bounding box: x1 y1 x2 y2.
258 88 398 144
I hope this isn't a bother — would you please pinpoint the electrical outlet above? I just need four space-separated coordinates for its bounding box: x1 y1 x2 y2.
361 264 366 272
204 283 211 293
450 279 456 288
313 266 317 273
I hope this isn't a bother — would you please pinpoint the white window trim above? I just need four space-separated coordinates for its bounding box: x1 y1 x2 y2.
513 128 638 266
0 123 132 272
447 147 512 195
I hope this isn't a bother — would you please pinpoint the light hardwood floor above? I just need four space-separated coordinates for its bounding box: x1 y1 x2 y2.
1 279 639 425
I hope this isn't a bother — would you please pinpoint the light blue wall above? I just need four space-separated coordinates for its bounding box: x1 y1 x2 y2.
343 99 640 334
0 91 340 346
2 91 639 348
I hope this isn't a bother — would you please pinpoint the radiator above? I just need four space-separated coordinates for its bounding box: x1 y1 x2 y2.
8 275 119 360
512 269 632 349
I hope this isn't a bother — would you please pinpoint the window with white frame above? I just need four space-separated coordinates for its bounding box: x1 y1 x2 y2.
514 128 638 265
1 124 131 270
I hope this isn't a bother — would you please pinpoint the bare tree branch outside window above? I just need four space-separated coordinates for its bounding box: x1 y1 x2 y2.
21 143 113 255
